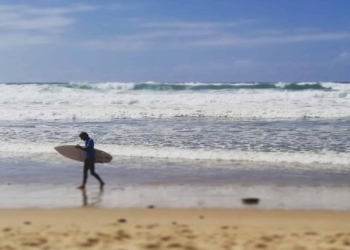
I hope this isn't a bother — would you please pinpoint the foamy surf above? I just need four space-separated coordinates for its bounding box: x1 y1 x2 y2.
0 82 350 121
0 142 350 169
0 82 349 172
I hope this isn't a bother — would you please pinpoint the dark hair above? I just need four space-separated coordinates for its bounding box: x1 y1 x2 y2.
79 132 89 137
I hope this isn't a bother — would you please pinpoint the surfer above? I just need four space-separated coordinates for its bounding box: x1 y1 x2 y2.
76 132 105 189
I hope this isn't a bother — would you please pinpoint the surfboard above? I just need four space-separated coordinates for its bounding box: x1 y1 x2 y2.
54 145 113 163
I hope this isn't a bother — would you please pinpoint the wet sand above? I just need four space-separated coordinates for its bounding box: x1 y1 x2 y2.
1 156 350 210
0 208 350 249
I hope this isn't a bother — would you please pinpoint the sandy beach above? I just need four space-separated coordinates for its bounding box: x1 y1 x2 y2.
0 208 349 249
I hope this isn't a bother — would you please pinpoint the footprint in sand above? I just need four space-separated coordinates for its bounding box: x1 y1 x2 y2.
260 236 274 242
147 224 159 229
21 237 47 247
77 237 99 247
167 243 182 248
144 243 160 249
255 243 268 249
160 236 172 242
304 231 318 236
343 239 350 246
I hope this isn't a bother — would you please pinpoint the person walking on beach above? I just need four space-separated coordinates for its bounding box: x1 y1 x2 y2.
76 132 105 189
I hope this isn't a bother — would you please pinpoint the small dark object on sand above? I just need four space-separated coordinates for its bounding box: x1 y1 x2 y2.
199 216 204 219
24 221 32 225
242 198 260 205
118 218 127 223
148 205 155 209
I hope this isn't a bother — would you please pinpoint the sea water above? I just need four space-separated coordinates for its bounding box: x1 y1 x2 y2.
0 81 350 209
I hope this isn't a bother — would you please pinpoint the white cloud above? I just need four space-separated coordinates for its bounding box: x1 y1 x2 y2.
119 29 214 40
139 21 238 29
83 39 151 51
0 4 96 31
0 3 101 47
188 32 350 47
83 30 216 51
174 60 264 71
83 16 350 51
23 4 97 15
82 30 350 52
136 19 257 29
0 3 96 14
0 33 52 46
1 3 349 52
0 16 74 30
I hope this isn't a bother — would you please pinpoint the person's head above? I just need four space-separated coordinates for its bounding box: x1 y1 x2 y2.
79 132 89 141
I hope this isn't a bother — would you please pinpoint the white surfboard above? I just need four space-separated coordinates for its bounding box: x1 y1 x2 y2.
54 145 113 163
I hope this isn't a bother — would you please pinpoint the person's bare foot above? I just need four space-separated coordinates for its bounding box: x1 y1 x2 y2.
77 185 85 190
100 182 105 189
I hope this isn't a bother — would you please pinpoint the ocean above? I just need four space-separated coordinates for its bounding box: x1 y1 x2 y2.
0 81 350 209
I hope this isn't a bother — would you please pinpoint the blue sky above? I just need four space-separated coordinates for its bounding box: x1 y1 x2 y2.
0 0 350 82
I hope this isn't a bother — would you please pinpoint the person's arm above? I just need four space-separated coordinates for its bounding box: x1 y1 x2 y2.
75 145 87 151
76 140 93 151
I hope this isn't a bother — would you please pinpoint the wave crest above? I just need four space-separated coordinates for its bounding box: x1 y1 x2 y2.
10 81 335 92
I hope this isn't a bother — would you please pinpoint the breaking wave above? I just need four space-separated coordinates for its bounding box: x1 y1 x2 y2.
2 81 336 92
0 81 349 121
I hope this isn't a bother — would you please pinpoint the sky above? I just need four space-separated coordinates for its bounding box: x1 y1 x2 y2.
0 0 350 82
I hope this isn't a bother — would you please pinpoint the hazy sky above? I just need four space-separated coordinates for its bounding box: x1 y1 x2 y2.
1 0 350 82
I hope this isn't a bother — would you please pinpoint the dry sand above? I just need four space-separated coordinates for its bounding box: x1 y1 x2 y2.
0 208 349 249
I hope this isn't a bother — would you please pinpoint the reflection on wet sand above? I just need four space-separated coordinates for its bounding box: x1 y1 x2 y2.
81 188 104 207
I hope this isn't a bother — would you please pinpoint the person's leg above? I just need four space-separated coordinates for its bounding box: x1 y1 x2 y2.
89 158 105 187
77 159 89 189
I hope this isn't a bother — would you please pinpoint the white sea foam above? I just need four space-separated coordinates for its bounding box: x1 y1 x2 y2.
0 82 350 121
1 142 349 168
